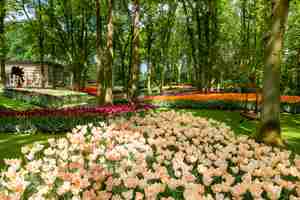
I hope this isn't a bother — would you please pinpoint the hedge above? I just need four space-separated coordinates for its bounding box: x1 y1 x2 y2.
0 104 155 134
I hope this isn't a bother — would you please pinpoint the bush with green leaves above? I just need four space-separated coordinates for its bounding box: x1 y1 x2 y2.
0 104 154 134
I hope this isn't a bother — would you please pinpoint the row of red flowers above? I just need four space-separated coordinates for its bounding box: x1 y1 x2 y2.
81 87 300 104
80 87 98 96
0 104 155 118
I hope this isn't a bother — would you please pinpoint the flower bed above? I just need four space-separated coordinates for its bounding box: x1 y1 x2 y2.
81 86 98 96
0 104 155 133
144 93 300 103
3 88 92 108
81 87 300 113
1 111 299 199
144 93 300 113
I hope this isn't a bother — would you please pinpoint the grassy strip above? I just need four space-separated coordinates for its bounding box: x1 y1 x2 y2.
0 133 64 169
0 94 39 111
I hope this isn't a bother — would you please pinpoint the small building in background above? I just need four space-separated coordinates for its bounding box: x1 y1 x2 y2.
4 60 70 88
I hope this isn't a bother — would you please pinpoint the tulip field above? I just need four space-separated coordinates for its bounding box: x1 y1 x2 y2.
81 86 300 104
0 89 300 199
0 111 300 200
2 0 300 198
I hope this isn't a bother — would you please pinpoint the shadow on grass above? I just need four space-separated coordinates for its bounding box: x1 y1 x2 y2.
286 138 300 155
0 133 64 169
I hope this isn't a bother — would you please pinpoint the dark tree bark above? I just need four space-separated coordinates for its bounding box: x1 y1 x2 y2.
0 0 6 87
240 0 247 65
49 0 57 89
37 0 46 88
128 0 140 101
297 48 300 94
146 15 154 95
259 0 289 146
95 0 105 104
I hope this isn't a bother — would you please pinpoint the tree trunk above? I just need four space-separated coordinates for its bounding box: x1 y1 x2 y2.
160 66 165 93
181 0 200 89
96 0 113 105
72 64 82 91
49 0 56 89
259 0 289 146
102 0 113 104
195 0 204 90
128 0 140 101
120 36 130 92
187 56 192 83
38 0 46 88
146 17 153 95
120 49 127 91
95 0 105 104
147 63 152 95
297 48 300 94
0 0 6 87
177 63 181 84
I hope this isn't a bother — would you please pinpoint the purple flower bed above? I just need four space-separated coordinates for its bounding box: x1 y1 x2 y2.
0 104 156 118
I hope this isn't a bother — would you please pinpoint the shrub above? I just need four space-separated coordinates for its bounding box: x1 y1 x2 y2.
0 104 155 134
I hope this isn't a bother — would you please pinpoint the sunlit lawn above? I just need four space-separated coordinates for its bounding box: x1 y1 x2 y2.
0 93 39 111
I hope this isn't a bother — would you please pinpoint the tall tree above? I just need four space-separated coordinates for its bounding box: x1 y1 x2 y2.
128 0 140 101
259 0 289 146
159 2 177 92
52 0 92 90
0 0 6 87
96 0 114 105
49 0 56 88
95 0 104 104
145 5 155 95
103 0 113 104
181 0 199 87
37 0 46 88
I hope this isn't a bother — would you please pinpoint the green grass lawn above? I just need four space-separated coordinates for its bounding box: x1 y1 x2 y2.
0 93 39 111
0 133 64 169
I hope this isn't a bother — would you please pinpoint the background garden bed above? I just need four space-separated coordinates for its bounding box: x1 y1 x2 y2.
146 99 300 114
